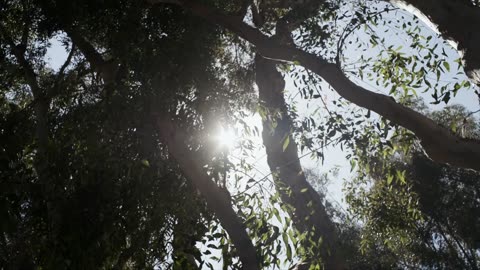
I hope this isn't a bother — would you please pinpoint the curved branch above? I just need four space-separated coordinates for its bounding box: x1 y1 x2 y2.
152 0 480 172
68 31 118 85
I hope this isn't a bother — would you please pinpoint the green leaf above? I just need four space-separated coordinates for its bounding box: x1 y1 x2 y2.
387 174 394 185
443 61 450 72
286 243 292 260
141 159 150 167
273 208 281 222
454 83 461 92
396 170 406 184
350 159 356 172
282 136 290 152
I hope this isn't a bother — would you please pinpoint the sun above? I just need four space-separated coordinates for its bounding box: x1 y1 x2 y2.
216 126 237 149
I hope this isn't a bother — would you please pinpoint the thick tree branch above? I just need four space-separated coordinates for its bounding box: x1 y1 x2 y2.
0 25 49 154
20 0 31 48
151 0 480 172
156 117 260 270
64 28 118 85
65 29 104 68
37 0 117 85
256 55 345 270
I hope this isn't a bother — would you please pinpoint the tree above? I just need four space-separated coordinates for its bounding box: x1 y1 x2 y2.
346 104 480 269
148 0 480 171
1 0 480 269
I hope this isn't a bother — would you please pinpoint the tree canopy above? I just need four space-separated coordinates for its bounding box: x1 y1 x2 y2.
1 0 479 269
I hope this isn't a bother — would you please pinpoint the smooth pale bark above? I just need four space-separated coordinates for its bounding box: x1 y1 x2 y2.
149 0 480 172
256 55 345 270
390 0 480 86
156 118 260 270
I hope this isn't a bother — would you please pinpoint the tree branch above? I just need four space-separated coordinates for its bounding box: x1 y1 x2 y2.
156 116 260 270
151 0 480 172
50 43 76 97
37 0 116 85
256 54 345 270
58 43 75 78
0 24 49 153
64 28 118 85
19 2 31 48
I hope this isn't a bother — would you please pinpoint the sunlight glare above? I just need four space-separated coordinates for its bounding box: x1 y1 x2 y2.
216 127 236 149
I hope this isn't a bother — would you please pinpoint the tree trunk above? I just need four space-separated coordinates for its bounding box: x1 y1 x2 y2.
255 55 345 269
390 0 480 86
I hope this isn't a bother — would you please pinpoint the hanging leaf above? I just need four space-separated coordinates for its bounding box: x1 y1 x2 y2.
443 61 450 72
282 136 290 152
